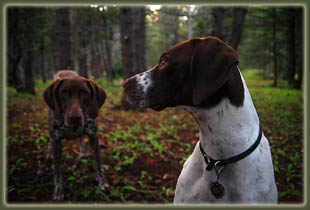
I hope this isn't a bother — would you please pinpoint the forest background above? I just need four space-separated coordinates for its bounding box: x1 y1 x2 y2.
5 5 305 204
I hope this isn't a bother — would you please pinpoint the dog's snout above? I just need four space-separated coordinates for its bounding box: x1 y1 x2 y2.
122 79 129 88
69 114 82 122
122 74 138 88
66 110 84 128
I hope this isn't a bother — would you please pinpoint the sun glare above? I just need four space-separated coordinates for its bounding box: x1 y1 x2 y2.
149 5 161 11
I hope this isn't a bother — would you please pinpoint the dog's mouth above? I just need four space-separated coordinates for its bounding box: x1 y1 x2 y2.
124 90 168 111
64 121 84 131
65 124 83 131
123 78 169 111
123 87 146 108
126 95 166 111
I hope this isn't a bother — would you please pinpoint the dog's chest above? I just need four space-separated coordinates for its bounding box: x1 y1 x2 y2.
175 138 273 203
49 110 97 140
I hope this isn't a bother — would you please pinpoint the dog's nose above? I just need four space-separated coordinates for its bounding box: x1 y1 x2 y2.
122 79 129 88
69 114 82 122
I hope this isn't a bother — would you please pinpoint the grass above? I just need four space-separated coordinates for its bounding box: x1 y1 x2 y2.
6 69 304 203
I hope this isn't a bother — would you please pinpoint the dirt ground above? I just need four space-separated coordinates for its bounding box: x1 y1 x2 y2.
6 96 303 204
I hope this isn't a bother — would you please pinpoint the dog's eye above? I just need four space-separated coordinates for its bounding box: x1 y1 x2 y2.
159 59 167 71
159 56 166 63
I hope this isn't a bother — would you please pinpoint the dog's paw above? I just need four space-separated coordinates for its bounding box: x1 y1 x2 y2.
97 175 110 192
77 153 92 161
52 185 64 201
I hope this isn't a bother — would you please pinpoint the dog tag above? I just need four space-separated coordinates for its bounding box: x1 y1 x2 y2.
210 182 225 199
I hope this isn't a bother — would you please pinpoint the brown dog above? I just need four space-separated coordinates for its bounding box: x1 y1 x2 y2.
43 70 109 201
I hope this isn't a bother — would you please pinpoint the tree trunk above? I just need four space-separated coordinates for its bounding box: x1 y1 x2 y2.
90 30 102 78
188 15 193 40
120 7 136 79
23 8 36 95
272 8 278 88
171 14 179 46
187 6 194 40
229 7 248 50
211 7 226 41
287 8 296 87
120 6 146 109
120 7 136 109
75 8 88 78
95 33 102 78
77 30 88 78
133 7 147 73
294 9 303 90
7 8 23 91
40 36 47 83
55 8 75 70
103 16 113 81
295 56 303 90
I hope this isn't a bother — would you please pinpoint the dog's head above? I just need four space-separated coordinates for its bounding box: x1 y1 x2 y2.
43 75 106 129
122 36 244 111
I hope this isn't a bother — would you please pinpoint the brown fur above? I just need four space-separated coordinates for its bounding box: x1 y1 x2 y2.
123 36 244 111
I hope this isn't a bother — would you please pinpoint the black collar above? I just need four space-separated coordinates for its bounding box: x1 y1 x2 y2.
199 124 262 171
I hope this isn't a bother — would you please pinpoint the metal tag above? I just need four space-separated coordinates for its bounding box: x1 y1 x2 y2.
210 182 225 199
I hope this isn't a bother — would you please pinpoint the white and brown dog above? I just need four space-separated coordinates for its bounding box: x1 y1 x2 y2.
122 37 278 204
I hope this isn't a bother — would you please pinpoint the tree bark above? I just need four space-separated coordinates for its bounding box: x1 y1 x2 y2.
229 7 248 50
287 8 296 87
188 15 193 40
120 6 146 109
187 6 194 40
171 14 179 46
90 30 101 78
120 7 136 109
133 7 147 73
103 16 113 81
23 8 36 95
77 29 88 78
120 7 136 79
294 8 303 90
74 8 89 78
7 8 23 91
211 7 226 41
39 36 47 83
272 8 278 88
55 8 75 70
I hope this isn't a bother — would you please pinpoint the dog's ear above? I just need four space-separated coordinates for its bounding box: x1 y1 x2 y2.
190 37 238 105
86 79 107 118
43 79 64 118
224 65 244 107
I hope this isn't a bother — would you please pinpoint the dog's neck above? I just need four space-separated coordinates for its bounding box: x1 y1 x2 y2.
180 72 260 159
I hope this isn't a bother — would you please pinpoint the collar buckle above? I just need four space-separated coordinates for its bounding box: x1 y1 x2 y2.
199 124 262 172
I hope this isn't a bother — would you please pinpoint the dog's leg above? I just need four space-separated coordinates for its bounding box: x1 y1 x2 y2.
51 137 64 201
89 133 109 191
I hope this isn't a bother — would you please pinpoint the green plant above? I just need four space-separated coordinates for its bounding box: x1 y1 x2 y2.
9 158 25 176
147 133 164 154
35 135 48 150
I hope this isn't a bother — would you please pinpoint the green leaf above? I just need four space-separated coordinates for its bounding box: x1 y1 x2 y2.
68 176 76 181
279 191 287 198
121 185 136 192
114 165 122 171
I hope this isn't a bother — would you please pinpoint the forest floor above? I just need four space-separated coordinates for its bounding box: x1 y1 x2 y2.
6 69 304 205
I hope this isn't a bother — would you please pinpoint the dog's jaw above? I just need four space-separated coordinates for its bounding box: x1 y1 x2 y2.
135 68 154 108
123 67 155 109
